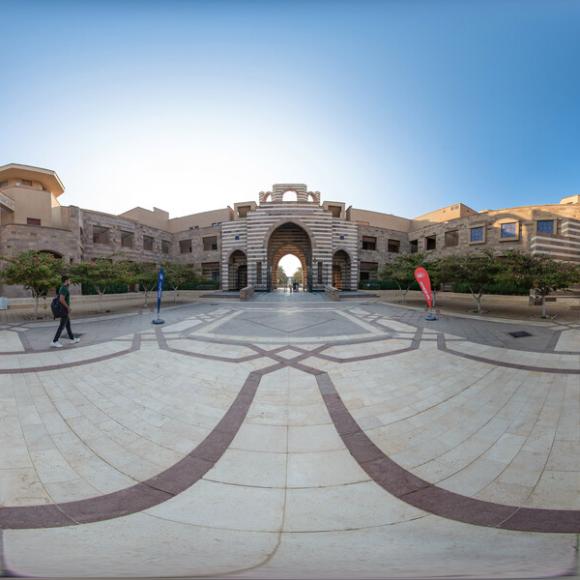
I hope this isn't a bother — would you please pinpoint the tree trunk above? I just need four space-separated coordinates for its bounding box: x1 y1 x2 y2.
470 291 482 314
541 295 548 318
173 288 178 304
98 290 105 313
33 294 39 318
144 290 149 307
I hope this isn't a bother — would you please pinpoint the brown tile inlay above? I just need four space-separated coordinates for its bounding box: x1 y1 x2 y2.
315 373 580 533
0 370 262 530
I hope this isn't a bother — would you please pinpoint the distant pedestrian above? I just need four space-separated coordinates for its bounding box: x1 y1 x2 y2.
51 275 80 348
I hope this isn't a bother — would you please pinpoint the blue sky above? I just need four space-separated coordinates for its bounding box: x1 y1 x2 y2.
1 0 579 219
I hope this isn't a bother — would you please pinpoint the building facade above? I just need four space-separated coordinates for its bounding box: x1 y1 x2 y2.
1 163 579 296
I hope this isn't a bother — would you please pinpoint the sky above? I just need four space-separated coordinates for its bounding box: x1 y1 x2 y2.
1 0 580 224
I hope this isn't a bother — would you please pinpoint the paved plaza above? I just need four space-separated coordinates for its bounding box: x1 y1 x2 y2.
0 293 579 578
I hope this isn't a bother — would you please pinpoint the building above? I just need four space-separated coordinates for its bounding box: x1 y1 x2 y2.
0 163 579 296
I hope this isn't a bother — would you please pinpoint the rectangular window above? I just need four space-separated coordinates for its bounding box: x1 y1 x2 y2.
425 235 436 250
387 239 400 253
179 239 192 254
500 222 518 239
203 236 218 251
121 230 134 248
359 261 379 281
143 235 154 251
21 179 32 187
410 240 418 253
26 217 41 226
536 220 555 235
256 262 262 285
470 226 485 243
444 230 459 247
317 261 323 284
202 262 220 281
92 225 111 244
238 205 251 218
362 236 377 251
161 240 171 254
328 205 341 218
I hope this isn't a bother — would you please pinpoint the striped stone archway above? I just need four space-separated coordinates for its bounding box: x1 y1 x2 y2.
267 222 312 291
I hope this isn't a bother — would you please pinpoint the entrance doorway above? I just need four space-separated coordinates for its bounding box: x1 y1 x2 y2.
267 222 312 291
228 250 247 290
332 250 352 290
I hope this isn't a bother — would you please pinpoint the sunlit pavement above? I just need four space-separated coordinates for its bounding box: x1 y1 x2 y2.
0 295 579 578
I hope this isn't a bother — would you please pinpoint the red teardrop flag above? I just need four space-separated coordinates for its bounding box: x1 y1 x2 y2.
414 266 433 309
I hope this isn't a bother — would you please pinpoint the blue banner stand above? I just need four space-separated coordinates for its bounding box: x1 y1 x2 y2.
152 267 165 325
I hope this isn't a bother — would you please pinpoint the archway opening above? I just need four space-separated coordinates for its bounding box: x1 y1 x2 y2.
267 222 312 291
282 190 298 202
332 250 351 290
277 254 302 290
228 250 247 290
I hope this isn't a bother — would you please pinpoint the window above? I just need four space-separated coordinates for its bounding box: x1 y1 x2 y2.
362 236 377 251
143 235 154 251
359 261 379 282
203 236 218 251
202 262 220 281
317 261 323 284
121 230 134 248
26 217 41 226
0 181 7 188
161 240 171 254
387 239 400 253
20 179 32 187
425 235 437 250
328 205 341 218
238 205 251 218
410 240 418 253
92 225 111 244
500 222 518 239
537 220 555 235
470 226 485 243
444 230 459 247
256 262 263 285
179 239 192 254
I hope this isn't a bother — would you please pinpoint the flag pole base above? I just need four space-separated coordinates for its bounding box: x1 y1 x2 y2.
152 318 165 325
424 312 438 321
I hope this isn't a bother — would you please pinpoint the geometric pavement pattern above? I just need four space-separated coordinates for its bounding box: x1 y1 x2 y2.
0 295 579 577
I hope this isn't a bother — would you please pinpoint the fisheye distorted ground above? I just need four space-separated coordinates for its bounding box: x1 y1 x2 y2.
0 293 579 578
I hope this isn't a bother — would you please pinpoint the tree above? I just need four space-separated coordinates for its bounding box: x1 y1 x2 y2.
70 258 131 312
502 251 580 318
163 262 198 303
380 253 430 304
126 262 159 307
292 267 303 285
439 250 503 314
1 251 63 317
277 266 288 287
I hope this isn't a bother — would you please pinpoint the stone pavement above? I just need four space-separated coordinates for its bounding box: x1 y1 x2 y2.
0 295 579 578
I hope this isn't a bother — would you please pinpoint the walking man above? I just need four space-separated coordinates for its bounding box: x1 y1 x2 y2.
51 275 80 348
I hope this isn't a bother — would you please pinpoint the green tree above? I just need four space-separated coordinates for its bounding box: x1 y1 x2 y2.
70 258 131 312
380 253 429 304
126 262 159 307
502 251 580 318
1 251 63 317
277 266 288 287
292 267 303 285
163 262 198 303
439 250 503 314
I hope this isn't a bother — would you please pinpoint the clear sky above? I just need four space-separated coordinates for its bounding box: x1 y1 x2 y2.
1 0 579 220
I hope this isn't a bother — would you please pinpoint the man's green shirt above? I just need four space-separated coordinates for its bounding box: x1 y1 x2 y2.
58 285 70 306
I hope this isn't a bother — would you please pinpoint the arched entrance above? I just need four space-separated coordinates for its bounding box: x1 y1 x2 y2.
332 250 351 290
267 222 312 291
228 250 247 290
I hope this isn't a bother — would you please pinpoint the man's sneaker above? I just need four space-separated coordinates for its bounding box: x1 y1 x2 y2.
70 337 80 344
50 341 63 348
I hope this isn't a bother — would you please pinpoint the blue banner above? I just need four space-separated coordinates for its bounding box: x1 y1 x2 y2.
155 268 165 318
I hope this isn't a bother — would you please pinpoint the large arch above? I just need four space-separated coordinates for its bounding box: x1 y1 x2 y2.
267 222 312 291
228 250 247 290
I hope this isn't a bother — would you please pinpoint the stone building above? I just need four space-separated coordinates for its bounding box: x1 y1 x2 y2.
0 163 579 296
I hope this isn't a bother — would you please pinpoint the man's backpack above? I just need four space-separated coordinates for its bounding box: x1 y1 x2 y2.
51 296 66 318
